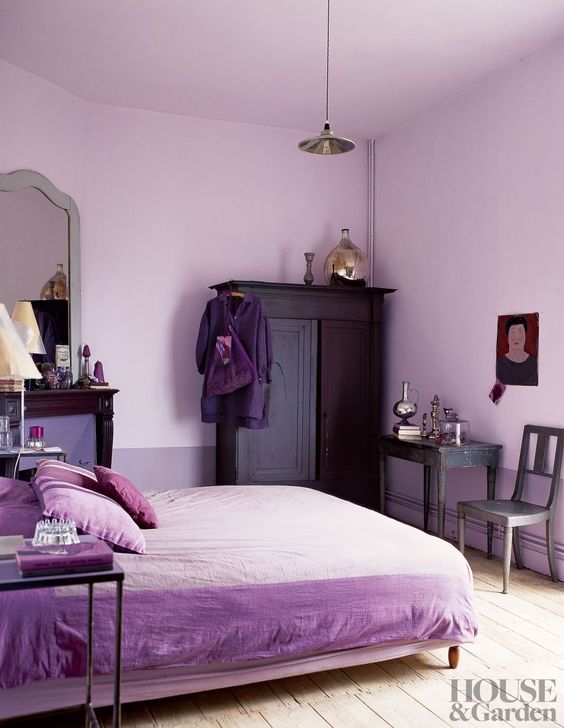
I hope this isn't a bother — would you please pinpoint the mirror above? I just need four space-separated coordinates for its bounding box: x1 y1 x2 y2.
0 170 81 377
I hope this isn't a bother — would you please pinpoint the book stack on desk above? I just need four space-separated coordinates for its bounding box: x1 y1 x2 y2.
16 540 114 577
0 378 22 392
392 423 422 440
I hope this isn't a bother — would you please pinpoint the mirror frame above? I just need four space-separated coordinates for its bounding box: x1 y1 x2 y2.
0 169 81 377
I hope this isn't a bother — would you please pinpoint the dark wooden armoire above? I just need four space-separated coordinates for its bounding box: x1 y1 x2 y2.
211 281 394 509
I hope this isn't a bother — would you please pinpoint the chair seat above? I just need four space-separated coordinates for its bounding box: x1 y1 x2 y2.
457 499 550 526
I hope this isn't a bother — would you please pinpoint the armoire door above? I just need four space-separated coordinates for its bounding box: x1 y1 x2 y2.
237 318 317 482
319 320 371 482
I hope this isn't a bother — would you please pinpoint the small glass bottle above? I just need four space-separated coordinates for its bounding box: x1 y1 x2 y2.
40 263 68 300
59 367 73 390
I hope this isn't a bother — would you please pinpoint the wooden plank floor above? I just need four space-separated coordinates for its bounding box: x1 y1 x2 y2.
11 546 564 728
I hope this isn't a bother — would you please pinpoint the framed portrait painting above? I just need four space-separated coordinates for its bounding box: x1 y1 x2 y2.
495 312 539 387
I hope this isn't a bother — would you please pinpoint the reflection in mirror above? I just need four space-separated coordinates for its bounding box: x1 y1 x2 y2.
0 170 81 376
0 187 68 309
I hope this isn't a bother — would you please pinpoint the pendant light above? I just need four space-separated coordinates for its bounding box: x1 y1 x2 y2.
298 0 355 155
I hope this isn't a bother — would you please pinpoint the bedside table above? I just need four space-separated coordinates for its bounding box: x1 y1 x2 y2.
379 434 502 544
0 559 124 728
0 448 67 478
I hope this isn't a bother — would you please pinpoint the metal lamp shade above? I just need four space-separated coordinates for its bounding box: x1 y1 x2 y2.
298 123 355 155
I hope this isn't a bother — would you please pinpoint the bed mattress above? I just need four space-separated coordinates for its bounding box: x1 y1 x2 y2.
0 484 477 691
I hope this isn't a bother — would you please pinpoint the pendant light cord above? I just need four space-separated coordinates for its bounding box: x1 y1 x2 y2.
325 0 330 123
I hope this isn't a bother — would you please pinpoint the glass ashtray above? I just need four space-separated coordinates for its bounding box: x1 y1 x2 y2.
32 518 80 551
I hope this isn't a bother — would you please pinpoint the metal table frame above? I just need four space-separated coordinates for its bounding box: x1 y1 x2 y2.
0 448 67 478
0 560 123 727
379 435 502 543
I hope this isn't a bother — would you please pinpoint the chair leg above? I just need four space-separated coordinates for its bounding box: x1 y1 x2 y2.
502 526 513 594
547 519 559 583
457 513 465 555
513 526 523 569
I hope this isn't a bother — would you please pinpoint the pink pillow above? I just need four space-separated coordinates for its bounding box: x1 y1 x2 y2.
32 478 146 554
34 460 98 489
93 466 158 529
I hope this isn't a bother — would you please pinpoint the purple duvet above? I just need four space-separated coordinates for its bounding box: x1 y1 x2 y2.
0 482 477 690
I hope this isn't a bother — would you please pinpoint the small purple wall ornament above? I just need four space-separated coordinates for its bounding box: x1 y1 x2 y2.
93 360 105 383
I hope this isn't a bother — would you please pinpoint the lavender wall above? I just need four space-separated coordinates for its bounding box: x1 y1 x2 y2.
0 60 86 198
0 59 368 488
374 38 564 576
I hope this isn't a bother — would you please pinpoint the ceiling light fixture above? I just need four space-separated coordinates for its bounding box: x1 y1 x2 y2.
299 0 355 155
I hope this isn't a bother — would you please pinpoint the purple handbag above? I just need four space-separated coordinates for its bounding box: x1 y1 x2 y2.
206 325 255 396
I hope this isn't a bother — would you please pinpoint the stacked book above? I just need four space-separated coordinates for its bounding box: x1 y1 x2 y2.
0 378 23 392
393 423 422 439
16 539 114 577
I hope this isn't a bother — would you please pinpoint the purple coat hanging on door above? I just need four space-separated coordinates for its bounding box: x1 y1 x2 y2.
196 291 272 429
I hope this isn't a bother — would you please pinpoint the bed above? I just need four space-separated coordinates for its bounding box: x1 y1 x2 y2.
0 476 477 722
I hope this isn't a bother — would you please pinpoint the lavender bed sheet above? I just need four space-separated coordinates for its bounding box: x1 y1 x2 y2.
0 483 477 690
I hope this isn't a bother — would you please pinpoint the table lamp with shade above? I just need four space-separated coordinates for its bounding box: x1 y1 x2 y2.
11 301 47 359
0 303 42 447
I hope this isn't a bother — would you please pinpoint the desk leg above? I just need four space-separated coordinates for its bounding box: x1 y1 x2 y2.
437 470 446 539
113 580 123 728
486 466 497 559
423 465 431 531
378 451 386 514
86 583 94 728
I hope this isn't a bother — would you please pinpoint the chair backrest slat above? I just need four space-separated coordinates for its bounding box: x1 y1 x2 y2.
511 425 564 512
533 432 549 475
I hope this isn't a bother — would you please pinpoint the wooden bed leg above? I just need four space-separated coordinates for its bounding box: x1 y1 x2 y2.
448 646 460 669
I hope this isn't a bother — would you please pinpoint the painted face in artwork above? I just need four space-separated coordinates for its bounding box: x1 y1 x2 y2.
507 324 526 353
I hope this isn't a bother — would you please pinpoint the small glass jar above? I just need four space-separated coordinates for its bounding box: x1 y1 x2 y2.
437 419 470 446
27 425 45 450
58 367 73 390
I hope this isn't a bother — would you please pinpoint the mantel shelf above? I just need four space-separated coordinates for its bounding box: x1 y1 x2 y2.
0 389 119 469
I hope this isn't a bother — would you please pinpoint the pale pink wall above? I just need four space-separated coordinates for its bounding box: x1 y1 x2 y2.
0 60 86 199
1 58 368 455
81 105 367 450
375 38 564 575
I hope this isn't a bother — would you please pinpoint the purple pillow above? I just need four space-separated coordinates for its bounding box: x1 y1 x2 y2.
32 478 146 554
0 476 42 538
93 466 158 529
34 460 98 489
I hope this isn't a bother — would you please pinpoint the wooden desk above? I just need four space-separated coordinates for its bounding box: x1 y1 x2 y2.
379 435 502 542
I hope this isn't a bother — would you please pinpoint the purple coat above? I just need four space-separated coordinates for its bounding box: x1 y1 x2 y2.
196 292 272 428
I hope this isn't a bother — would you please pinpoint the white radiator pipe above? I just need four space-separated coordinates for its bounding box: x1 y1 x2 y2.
367 139 376 285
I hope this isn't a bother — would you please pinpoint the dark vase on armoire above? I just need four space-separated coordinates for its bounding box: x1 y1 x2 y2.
211 281 395 509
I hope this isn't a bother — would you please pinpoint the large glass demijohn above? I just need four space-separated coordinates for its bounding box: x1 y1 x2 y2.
323 229 368 285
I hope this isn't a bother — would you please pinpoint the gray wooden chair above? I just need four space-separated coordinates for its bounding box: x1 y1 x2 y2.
457 425 564 593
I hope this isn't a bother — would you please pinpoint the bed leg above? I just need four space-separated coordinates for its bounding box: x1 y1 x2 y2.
448 646 460 669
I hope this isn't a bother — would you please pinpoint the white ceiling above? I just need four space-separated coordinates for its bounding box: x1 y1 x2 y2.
2 0 564 140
